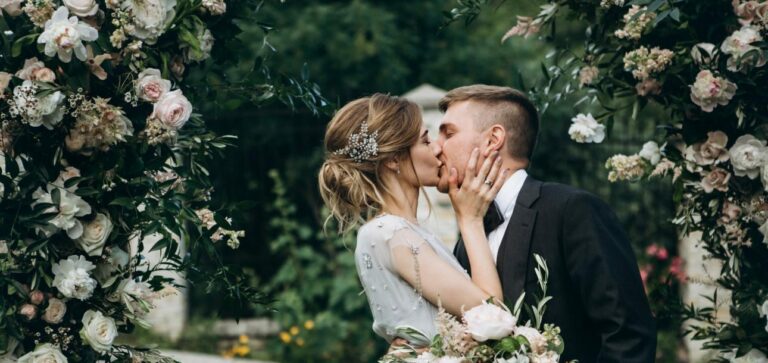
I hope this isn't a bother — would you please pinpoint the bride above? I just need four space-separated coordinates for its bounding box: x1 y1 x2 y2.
318 94 510 347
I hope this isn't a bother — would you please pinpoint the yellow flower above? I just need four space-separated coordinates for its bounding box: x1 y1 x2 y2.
238 335 249 344
304 320 315 330
289 326 300 335
279 331 291 344
233 345 251 356
296 337 305 347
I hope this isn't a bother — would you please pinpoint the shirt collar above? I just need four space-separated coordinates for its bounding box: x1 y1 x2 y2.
494 169 528 217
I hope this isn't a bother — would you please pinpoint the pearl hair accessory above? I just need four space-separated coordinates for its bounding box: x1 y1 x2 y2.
333 121 379 162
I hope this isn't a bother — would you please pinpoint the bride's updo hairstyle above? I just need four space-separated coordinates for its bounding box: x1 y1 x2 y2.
319 93 422 233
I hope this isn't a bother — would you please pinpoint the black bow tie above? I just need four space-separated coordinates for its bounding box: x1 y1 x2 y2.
483 201 504 235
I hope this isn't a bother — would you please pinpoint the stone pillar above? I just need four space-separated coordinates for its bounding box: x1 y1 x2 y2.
403 84 459 247
130 232 188 341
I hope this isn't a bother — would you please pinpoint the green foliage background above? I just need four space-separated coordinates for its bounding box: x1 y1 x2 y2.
186 1 681 361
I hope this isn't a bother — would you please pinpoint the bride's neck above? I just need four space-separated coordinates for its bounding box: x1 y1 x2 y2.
380 175 419 222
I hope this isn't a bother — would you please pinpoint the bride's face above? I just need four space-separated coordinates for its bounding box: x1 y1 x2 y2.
402 126 444 187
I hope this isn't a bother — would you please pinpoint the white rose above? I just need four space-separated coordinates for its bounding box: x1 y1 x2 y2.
135 68 171 102
725 348 768 363
151 90 192 130
568 113 605 143
75 213 113 256
729 134 767 179
691 42 716 66
530 352 560 363
17 344 67 363
94 246 130 287
514 326 547 355
690 70 737 112
79 310 118 353
463 302 517 342
639 141 661 165
37 7 98 63
123 0 177 43
32 184 91 239
759 299 768 333
63 0 98 17
721 26 766 72
0 0 22 17
51 255 97 300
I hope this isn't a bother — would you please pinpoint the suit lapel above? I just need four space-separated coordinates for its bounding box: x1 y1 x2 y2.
497 177 541 303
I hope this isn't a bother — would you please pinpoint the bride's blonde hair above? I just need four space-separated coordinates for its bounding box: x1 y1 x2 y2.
318 94 423 234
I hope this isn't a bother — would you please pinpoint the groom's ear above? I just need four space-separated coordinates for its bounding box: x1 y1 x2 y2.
484 124 507 155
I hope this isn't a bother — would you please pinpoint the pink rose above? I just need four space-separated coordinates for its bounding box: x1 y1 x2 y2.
701 167 731 193
29 290 45 305
690 70 737 112
135 68 171 102
16 57 56 82
20 303 37 320
151 90 192 130
690 131 730 165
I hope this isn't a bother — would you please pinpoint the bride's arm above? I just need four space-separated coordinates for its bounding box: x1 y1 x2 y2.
389 149 507 316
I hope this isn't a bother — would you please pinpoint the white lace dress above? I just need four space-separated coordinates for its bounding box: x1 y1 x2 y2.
354 214 469 347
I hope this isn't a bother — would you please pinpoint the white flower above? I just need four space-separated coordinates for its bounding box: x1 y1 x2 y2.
721 26 766 72
75 213 113 256
725 349 768 363
52 255 97 300
135 68 171 102
32 184 91 238
0 0 22 16
37 6 98 63
79 310 118 353
463 302 516 342
691 42 716 66
413 352 438 363
568 113 605 143
435 357 464 363
690 70 737 112
63 0 98 17
17 343 67 363
759 299 768 333
110 278 153 316
578 66 598 86
639 141 661 165
495 355 530 363
42 297 67 324
52 166 81 192
729 134 767 179
93 246 130 287
201 0 225 15
122 0 176 44
151 90 192 130
184 28 214 62
530 352 560 363
13 81 65 129
514 326 547 355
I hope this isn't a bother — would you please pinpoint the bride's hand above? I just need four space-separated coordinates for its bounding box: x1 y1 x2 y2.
448 148 508 225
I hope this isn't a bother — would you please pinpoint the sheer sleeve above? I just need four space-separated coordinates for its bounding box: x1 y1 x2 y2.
385 226 494 316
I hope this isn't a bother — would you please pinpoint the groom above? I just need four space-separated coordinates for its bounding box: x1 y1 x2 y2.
436 85 656 362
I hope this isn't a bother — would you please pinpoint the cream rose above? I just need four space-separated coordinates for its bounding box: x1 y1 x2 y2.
690 70 737 112
75 213 113 256
514 326 547 355
463 302 517 342
17 344 67 363
691 131 729 165
568 113 605 143
729 134 767 179
79 310 118 353
701 168 731 193
579 66 598 86
151 90 192 130
19 303 37 320
42 298 67 324
135 68 171 102
63 0 99 17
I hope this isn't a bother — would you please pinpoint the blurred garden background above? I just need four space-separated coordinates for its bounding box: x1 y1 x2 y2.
133 0 685 361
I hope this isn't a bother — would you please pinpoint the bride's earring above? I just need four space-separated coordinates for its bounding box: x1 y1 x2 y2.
396 167 401 175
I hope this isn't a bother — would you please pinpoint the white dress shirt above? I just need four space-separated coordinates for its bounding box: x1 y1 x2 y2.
487 169 528 263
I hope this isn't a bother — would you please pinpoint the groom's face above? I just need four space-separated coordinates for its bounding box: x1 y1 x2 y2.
436 100 486 193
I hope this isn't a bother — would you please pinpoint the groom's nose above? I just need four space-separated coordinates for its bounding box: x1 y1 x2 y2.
431 141 442 157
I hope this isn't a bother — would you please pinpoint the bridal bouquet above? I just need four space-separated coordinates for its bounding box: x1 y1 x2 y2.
380 255 566 363
0 0 281 362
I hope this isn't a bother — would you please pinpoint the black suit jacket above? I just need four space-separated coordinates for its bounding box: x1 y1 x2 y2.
454 177 657 362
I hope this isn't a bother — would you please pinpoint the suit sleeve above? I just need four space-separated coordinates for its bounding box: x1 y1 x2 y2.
452 237 471 275
561 192 657 363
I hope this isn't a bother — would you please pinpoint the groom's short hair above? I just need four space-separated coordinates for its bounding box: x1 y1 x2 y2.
439 84 539 161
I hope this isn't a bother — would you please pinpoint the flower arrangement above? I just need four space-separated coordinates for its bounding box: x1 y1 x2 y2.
0 0 324 361
379 255 567 363
477 0 768 359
